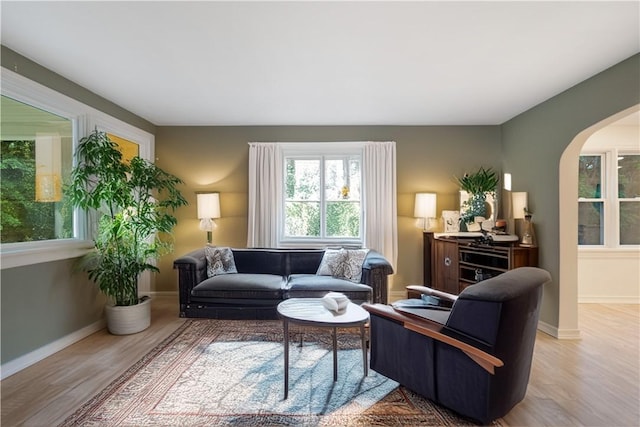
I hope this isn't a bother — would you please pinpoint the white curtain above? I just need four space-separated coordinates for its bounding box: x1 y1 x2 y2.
247 142 281 247
363 141 398 270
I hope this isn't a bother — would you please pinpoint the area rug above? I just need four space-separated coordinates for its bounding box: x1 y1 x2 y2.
60 319 500 426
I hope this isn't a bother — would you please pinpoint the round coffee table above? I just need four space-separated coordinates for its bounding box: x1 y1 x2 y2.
277 298 369 399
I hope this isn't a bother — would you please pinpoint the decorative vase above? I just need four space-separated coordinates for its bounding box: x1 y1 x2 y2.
105 297 151 335
461 192 488 227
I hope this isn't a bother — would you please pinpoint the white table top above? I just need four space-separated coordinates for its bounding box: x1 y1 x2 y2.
277 298 369 327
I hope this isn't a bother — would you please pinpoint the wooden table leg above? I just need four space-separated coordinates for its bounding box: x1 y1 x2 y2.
283 319 289 399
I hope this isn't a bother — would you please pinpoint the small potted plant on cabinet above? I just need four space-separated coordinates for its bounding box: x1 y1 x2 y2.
68 129 187 334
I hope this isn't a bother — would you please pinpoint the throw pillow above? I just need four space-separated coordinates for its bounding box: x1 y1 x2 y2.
205 246 238 278
316 248 370 282
316 248 345 277
340 249 370 282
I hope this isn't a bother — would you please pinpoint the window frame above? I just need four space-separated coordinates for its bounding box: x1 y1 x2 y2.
1 69 154 269
278 142 364 248
579 149 640 249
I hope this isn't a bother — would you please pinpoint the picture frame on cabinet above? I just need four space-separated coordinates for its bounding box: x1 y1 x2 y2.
442 210 460 233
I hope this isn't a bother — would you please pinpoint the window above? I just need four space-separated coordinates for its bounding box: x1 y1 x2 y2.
1 69 154 269
578 152 640 246
1 95 75 243
281 144 363 246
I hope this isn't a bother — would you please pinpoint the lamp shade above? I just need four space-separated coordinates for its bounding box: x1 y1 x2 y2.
511 192 528 219
35 134 62 202
414 193 437 219
197 193 221 219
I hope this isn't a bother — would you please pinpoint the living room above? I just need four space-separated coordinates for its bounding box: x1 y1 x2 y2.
1 1 639 425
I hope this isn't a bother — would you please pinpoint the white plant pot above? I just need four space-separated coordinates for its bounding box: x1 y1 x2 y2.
105 297 151 335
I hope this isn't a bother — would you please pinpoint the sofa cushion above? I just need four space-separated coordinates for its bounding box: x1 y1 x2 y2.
316 248 369 282
205 246 237 277
192 273 285 299
231 249 286 275
287 274 372 300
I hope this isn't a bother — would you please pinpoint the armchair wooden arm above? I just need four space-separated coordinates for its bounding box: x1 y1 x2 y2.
363 303 503 374
405 285 459 303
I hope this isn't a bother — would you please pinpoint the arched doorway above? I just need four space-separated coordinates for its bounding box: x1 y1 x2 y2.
558 104 640 337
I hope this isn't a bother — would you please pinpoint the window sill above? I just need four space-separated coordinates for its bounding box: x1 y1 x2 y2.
578 247 640 259
1 240 94 269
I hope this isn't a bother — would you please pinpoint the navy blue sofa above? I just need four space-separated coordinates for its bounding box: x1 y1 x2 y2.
174 247 393 319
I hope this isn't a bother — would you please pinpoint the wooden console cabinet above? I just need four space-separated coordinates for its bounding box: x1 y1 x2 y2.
423 232 538 295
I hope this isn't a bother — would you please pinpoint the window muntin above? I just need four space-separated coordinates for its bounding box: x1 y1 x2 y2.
1 95 75 243
282 149 362 245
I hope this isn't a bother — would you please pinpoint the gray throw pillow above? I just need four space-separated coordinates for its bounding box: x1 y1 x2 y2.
205 246 238 277
316 248 344 277
341 249 370 282
316 248 369 282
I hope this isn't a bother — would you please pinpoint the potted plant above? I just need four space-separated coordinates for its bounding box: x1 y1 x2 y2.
455 166 499 227
68 129 187 334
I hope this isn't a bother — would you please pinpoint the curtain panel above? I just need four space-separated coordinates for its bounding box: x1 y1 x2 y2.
247 142 281 248
363 141 398 270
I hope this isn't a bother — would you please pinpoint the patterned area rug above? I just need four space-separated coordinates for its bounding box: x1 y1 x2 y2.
60 319 500 426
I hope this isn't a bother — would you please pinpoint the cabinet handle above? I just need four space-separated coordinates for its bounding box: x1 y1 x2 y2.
444 257 451 266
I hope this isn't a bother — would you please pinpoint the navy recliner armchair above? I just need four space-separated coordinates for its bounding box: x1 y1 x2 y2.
363 267 551 424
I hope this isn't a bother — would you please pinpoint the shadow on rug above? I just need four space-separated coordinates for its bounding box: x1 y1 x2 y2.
60 319 501 426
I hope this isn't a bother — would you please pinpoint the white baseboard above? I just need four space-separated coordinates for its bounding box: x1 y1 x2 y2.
0 318 106 380
537 320 581 340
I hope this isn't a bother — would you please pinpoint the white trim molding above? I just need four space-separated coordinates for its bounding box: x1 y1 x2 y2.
538 320 581 340
0 318 106 380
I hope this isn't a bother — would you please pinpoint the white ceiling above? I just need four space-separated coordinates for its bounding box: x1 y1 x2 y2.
2 1 639 126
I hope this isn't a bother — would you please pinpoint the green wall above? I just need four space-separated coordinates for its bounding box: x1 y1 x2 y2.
501 53 640 328
1 262 105 363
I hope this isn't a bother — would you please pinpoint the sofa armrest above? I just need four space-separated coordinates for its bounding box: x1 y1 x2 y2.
361 250 394 304
173 248 208 317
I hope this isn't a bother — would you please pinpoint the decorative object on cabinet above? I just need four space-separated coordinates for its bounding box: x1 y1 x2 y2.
197 192 221 244
520 209 537 247
455 166 499 227
442 210 460 233
414 193 437 231
423 232 538 295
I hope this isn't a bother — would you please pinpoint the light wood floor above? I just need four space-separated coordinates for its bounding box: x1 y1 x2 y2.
1 297 638 426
